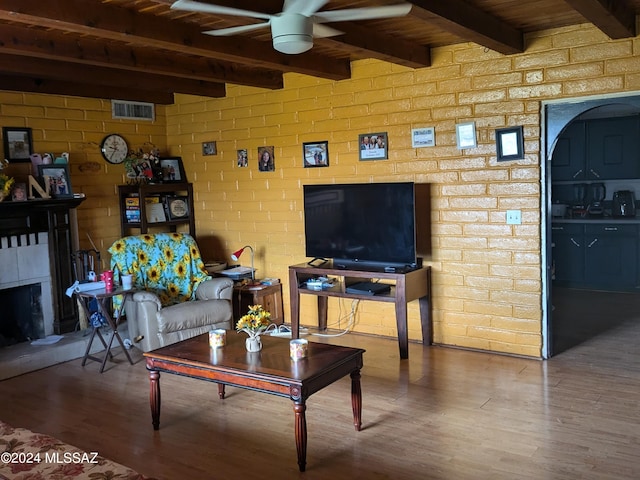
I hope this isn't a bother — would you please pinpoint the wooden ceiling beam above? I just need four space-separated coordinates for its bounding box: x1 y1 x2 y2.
0 53 226 98
0 0 351 81
0 74 175 104
407 0 524 55
562 0 636 38
0 23 283 90
324 23 431 69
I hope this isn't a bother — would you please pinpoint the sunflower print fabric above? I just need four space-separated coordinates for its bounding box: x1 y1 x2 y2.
108 233 210 308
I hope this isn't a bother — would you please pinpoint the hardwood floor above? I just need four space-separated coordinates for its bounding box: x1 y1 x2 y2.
552 287 640 354
1 321 639 480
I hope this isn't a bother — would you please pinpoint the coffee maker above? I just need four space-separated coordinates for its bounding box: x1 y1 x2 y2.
571 183 587 218
587 183 606 216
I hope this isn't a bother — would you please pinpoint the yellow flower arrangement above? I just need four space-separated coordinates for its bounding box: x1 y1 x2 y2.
236 304 271 336
0 173 14 198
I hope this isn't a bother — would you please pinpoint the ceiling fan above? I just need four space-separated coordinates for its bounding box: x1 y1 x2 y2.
171 0 412 54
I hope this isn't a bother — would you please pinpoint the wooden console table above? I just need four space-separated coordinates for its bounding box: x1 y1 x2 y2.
288 262 432 359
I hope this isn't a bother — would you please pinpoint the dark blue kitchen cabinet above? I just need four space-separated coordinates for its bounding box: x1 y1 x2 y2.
552 222 639 291
584 224 638 290
551 121 586 181
551 115 640 180
552 224 585 285
586 116 640 180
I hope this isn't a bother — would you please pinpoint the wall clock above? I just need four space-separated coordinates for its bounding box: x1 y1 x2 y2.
100 133 128 164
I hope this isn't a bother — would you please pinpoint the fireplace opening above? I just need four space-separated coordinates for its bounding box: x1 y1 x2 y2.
0 284 45 347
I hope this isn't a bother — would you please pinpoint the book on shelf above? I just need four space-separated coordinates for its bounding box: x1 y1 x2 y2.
125 210 140 223
125 195 141 223
125 196 140 208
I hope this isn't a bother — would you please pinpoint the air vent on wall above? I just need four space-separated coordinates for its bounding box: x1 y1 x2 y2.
111 100 155 121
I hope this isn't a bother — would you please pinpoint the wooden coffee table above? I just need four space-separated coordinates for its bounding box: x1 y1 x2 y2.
143 333 365 472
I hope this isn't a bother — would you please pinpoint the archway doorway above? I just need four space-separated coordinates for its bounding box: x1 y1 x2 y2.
543 94 640 357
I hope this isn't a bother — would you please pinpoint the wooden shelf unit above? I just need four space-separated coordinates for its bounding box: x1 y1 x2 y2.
118 183 195 237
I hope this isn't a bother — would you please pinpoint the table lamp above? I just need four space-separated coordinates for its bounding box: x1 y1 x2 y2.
231 245 256 283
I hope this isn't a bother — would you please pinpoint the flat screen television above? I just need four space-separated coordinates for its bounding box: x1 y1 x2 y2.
303 182 430 272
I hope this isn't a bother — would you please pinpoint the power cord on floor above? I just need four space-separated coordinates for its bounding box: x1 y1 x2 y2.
310 299 360 338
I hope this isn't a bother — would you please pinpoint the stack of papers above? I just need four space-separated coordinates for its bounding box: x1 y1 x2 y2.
219 266 255 279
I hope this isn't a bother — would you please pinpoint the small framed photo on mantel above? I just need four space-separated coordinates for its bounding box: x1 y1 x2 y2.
38 164 73 198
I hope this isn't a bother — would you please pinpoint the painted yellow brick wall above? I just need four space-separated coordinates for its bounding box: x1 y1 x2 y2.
3 23 640 357
165 24 640 358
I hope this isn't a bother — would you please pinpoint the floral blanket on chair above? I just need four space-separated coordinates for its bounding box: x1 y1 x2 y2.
109 233 210 308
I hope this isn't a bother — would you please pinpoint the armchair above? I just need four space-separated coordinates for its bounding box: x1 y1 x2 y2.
108 233 233 352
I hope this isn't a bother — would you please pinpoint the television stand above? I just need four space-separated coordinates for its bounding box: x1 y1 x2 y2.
288 262 432 359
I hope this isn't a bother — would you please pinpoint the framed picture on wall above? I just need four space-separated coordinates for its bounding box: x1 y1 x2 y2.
3 127 33 162
359 132 388 160
38 164 73 198
411 127 435 148
257 146 275 171
202 141 217 156
303 141 329 167
495 126 524 161
159 157 187 183
237 149 248 167
455 122 477 149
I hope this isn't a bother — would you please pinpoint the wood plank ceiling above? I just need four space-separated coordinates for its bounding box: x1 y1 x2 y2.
0 0 637 104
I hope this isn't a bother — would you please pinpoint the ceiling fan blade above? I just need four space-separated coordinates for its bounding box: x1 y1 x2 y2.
170 0 272 21
283 0 328 17
313 23 343 38
203 22 271 36
314 4 412 23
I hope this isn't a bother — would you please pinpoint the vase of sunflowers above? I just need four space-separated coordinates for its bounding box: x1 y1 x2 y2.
236 304 271 352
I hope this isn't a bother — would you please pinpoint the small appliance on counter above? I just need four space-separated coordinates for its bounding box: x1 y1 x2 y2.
612 190 636 217
551 203 568 218
571 183 588 218
587 182 606 217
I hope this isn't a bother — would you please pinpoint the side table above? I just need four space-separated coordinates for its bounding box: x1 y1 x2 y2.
76 287 135 373
233 283 284 325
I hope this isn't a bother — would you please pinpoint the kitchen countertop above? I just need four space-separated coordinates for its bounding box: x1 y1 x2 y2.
551 217 640 224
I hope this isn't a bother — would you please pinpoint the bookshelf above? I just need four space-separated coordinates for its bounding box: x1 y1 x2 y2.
118 183 195 237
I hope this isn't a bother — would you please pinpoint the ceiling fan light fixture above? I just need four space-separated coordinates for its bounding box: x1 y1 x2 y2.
273 34 313 54
271 14 313 54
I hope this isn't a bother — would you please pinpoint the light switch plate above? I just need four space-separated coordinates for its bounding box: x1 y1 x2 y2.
506 210 522 225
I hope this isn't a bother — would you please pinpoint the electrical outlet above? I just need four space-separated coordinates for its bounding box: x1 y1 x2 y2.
506 210 522 225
